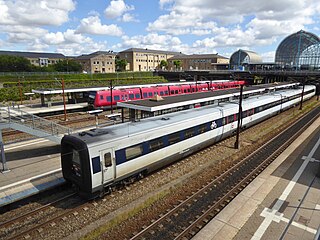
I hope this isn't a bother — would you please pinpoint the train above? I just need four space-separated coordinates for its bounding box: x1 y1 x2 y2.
61 85 316 198
88 80 246 109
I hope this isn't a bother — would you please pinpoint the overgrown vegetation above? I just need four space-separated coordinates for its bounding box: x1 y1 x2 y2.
0 72 167 102
0 55 82 73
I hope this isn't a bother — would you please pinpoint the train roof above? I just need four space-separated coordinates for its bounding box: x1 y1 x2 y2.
117 82 299 112
75 85 312 147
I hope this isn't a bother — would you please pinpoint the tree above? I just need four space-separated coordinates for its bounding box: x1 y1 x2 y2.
173 60 182 70
115 58 128 71
159 60 168 70
53 59 82 72
0 55 33 72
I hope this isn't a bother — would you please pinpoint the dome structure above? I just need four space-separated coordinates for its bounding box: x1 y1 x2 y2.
229 49 262 69
275 30 320 68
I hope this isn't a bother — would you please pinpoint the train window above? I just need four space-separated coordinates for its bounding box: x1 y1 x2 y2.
160 91 164 96
154 92 158 95
149 138 164 152
125 144 143 161
184 89 187 93
198 124 207 134
187 89 191 93
129 94 134 99
165 91 169 95
143 93 148 98
104 153 112 167
92 156 101 174
170 90 174 94
72 149 81 177
148 92 153 97
100 95 104 100
227 115 234 123
135 93 141 99
185 128 195 139
107 96 111 102
168 132 180 145
175 90 178 94
114 95 120 101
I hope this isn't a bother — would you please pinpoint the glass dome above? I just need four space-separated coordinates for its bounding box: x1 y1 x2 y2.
275 30 320 68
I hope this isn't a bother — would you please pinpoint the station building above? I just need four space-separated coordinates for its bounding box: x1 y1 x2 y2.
275 30 320 70
74 51 116 73
229 49 263 70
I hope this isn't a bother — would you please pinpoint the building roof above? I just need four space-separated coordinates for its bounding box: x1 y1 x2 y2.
275 30 320 66
229 49 263 66
169 54 228 60
0 50 65 59
119 48 183 55
75 51 116 60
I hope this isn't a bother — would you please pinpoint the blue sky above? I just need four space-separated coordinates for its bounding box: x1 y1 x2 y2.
1 0 320 61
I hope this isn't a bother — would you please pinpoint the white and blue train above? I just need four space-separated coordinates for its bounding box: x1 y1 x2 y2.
61 85 316 198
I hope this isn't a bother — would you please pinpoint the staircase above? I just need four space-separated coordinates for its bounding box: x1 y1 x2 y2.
0 105 72 144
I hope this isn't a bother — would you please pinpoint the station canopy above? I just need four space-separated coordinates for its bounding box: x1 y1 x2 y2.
275 30 320 69
229 49 262 69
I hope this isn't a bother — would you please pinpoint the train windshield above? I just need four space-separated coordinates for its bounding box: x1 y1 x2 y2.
72 149 81 177
88 91 96 104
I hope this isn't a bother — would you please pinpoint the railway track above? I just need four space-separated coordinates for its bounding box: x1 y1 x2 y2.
0 192 85 240
130 106 320 240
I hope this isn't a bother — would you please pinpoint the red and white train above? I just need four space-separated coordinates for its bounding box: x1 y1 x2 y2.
88 80 246 109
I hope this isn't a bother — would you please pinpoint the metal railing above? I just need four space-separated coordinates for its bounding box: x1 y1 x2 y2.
0 104 72 137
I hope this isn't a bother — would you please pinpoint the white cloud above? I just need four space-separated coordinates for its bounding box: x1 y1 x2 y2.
159 0 174 10
0 0 75 26
148 0 320 49
41 29 108 55
122 13 139 22
104 0 134 19
77 16 123 36
113 33 188 53
260 51 276 62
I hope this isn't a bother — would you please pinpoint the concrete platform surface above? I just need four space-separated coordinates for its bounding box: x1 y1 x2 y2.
0 139 63 207
193 116 320 240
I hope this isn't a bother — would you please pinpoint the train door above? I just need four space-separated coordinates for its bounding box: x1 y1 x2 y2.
100 149 115 184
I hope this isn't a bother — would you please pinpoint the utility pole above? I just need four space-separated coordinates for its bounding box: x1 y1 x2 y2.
18 76 23 105
110 79 113 114
299 78 305 110
234 84 244 149
61 78 67 121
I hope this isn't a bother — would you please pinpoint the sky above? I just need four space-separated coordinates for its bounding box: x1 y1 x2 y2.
0 0 320 62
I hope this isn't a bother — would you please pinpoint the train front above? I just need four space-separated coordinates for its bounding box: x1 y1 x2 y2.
61 135 93 198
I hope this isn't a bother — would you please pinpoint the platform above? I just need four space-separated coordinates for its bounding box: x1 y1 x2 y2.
193 116 320 240
0 139 63 207
11 102 88 115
